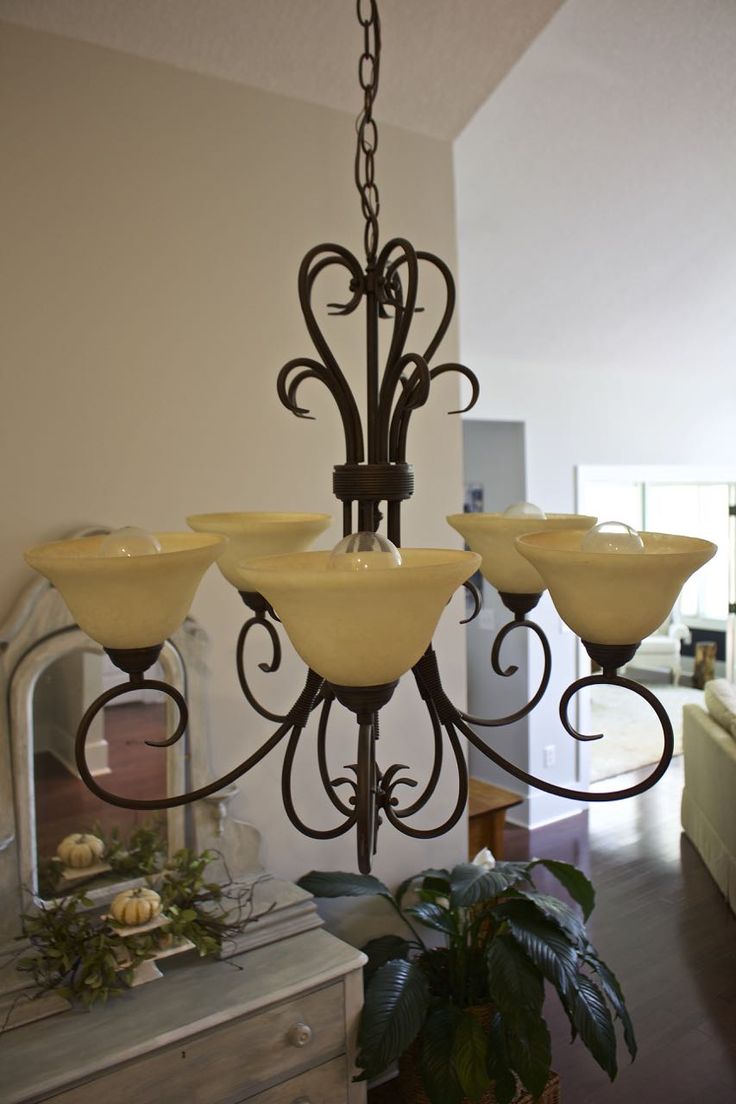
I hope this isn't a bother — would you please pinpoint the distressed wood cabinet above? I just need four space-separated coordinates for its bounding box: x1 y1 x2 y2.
1 929 366 1104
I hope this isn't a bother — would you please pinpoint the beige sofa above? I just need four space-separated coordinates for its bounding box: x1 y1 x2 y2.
681 680 736 913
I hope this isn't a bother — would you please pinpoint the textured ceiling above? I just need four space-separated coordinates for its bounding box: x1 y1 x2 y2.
0 0 566 139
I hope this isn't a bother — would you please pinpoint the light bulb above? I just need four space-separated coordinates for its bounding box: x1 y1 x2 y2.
327 531 402 572
100 526 162 558
580 521 644 554
503 501 547 519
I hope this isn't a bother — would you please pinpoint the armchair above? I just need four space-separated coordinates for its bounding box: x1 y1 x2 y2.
621 610 691 684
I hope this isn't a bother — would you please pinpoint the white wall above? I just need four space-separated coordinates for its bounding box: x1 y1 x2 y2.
455 0 736 825
1 22 469 899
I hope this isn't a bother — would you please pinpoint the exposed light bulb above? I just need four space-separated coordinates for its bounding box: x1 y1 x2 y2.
580 521 645 554
504 501 547 519
100 526 162 558
327 531 402 572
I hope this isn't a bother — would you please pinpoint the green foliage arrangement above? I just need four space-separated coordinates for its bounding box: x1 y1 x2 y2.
299 852 636 1104
103 820 168 877
18 847 259 1009
37 820 168 899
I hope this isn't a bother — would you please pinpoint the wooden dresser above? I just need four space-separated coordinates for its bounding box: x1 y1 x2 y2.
1 928 366 1104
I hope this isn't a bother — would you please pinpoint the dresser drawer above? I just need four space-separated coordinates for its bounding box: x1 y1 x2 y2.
47 982 345 1104
243 1055 347 1103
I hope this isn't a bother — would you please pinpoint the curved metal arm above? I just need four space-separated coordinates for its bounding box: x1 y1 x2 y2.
316 690 358 818
236 612 290 723
75 671 324 811
387 690 443 819
460 579 482 625
454 673 674 802
281 725 357 842
460 617 552 728
381 717 468 839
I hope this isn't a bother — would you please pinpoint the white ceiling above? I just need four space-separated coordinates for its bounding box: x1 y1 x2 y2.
0 0 566 140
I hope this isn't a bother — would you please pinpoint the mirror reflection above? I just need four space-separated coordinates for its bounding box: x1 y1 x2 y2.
33 651 169 899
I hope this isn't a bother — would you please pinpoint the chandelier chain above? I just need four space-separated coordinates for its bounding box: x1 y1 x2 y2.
355 0 381 263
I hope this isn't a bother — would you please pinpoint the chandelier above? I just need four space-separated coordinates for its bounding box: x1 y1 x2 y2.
24 2 715 874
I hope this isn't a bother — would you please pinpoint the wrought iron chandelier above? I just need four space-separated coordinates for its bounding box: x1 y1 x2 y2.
25 1 715 873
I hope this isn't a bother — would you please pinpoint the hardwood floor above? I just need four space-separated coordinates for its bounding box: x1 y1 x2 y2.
34 702 168 859
369 758 736 1103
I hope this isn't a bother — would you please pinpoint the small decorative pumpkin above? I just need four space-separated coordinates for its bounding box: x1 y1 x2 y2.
56 833 105 869
110 887 162 927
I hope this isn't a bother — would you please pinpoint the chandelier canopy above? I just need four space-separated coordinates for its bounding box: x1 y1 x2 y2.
24 1 715 873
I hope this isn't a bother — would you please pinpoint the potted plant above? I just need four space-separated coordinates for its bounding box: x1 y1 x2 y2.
299 850 635 1104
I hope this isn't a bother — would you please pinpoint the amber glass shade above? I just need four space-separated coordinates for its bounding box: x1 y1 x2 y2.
24 533 226 649
516 529 717 644
239 548 480 686
446 513 596 594
187 512 331 589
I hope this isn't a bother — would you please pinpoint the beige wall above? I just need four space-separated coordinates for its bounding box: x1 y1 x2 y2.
1 23 468 895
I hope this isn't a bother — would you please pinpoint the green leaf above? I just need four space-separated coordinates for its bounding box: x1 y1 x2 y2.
452 1011 491 1100
419 1007 464 1104
504 1013 552 1099
517 889 585 945
361 935 412 985
297 870 392 901
486 934 544 1021
500 901 578 995
450 862 529 907
485 1012 516 1104
585 951 637 1061
404 902 456 936
357 959 429 1079
531 860 595 920
396 869 450 910
568 975 618 1080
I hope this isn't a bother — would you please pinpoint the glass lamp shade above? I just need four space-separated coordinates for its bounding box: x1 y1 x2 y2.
238 548 480 686
515 529 717 644
24 532 226 649
186 512 331 590
446 513 597 594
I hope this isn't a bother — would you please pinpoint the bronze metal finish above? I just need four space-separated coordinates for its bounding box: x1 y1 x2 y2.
71 1 679 871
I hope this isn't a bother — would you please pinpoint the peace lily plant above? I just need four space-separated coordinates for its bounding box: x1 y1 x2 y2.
299 849 635 1104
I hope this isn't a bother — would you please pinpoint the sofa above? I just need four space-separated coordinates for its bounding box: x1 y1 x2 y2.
681 679 736 913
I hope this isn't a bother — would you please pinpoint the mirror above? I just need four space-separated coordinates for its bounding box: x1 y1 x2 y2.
32 649 172 900
0 525 321 985
11 625 188 904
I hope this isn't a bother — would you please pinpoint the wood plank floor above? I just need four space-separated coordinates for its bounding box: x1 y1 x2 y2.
34 702 168 858
369 758 736 1104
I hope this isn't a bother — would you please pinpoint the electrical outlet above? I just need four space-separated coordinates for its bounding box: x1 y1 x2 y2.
543 744 556 768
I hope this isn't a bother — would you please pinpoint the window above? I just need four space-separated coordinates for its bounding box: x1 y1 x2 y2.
579 476 729 625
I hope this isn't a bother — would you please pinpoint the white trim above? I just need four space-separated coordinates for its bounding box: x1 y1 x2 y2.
577 464 736 487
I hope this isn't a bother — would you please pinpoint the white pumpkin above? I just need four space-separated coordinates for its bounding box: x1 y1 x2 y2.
110 887 162 927
56 833 105 869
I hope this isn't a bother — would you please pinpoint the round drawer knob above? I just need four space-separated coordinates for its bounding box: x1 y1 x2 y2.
287 1022 313 1048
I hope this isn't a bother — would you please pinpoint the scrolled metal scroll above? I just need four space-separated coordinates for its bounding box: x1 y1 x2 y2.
316 690 357 818
281 725 357 844
459 617 552 728
236 612 289 723
454 673 674 802
380 717 468 840
75 671 324 811
460 579 482 625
